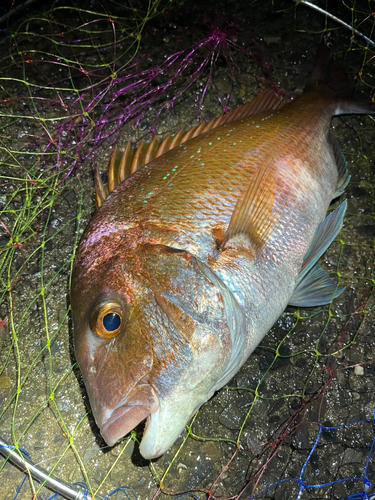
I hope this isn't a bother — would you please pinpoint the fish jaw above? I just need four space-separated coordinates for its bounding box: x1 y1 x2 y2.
139 374 217 459
74 323 156 448
140 397 194 459
100 382 159 447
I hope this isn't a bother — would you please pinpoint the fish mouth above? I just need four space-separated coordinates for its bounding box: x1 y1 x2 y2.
139 392 200 460
100 383 159 447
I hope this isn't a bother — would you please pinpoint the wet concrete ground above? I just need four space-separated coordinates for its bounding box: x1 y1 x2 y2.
0 1 374 499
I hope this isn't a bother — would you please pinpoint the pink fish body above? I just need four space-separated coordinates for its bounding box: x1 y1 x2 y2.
71 50 373 459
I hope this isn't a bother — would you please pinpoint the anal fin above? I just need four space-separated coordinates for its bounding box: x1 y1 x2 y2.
329 132 350 198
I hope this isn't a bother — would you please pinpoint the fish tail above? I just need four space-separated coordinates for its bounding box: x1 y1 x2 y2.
306 42 374 115
306 43 352 99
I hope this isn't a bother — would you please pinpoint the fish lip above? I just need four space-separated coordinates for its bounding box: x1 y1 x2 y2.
99 383 159 447
101 405 147 446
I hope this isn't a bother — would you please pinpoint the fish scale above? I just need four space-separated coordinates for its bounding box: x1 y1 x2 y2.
93 96 329 266
71 48 374 459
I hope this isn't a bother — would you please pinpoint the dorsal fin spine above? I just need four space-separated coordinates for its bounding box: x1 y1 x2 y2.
94 89 284 207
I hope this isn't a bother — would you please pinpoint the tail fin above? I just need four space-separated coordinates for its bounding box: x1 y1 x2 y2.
306 43 374 115
306 43 353 99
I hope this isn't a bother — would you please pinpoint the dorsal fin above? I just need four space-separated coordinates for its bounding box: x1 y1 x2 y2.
218 88 283 125
95 89 284 208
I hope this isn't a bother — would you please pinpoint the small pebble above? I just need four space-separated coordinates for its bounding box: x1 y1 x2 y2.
354 366 364 376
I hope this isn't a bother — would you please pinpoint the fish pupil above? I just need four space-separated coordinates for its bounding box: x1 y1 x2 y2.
103 313 121 332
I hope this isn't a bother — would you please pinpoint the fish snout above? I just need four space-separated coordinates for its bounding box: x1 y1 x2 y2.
99 382 159 447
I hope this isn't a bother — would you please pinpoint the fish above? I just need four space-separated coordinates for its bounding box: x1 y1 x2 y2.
70 45 374 460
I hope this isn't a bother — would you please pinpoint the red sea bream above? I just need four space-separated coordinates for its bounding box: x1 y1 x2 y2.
71 47 373 459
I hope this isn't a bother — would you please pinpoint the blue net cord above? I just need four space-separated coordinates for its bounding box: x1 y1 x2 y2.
247 414 375 500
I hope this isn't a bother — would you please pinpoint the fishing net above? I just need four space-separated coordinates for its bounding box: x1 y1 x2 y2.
0 0 374 499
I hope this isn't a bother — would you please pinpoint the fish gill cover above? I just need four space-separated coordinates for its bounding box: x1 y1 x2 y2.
0 0 374 499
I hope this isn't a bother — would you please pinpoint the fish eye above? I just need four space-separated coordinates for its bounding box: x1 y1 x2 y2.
103 312 121 332
90 300 123 339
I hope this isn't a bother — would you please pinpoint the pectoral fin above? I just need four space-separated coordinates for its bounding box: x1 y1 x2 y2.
222 157 277 255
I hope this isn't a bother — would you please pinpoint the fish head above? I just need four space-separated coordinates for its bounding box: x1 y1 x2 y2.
71 240 159 449
71 233 235 459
